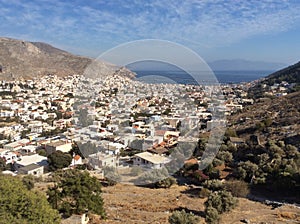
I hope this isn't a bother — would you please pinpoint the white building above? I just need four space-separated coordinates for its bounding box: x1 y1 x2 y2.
15 154 48 168
44 140 72 155
88 152 118 170
18 163 44 176
133 152 170 169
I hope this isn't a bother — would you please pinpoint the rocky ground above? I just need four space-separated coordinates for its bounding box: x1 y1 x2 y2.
229 91 300 147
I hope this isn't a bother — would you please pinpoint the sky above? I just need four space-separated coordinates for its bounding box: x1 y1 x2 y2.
0 0 300 65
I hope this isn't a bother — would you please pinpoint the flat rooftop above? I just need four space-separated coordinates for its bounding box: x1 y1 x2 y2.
134 152 169 164
16 154 48 166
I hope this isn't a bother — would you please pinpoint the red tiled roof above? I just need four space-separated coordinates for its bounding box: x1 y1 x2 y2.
184 158 198 165
74 155 81 161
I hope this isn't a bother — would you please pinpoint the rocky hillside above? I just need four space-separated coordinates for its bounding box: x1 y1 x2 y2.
0 37 135 80
248 61 300 97
265 61 300 85
229 91 300 148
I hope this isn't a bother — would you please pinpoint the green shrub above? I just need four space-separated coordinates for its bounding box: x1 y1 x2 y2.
225 128 237 137
47 150 72 171
1 175 60 223
203 179 224 191
169 210 199 224
47 169 105 218
22 175 36 190
224 180 249 197
155 177 177 188
205 206 220 224
205 190 238 214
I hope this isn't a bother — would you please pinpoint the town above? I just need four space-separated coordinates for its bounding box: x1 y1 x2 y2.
0 72 290 180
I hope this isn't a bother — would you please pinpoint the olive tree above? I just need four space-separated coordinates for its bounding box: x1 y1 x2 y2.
0 175 60 224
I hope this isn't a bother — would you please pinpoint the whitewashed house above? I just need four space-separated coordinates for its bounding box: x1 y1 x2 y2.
18 163 44 176
88 152 118 170
44 140 72 155
133 152 170 169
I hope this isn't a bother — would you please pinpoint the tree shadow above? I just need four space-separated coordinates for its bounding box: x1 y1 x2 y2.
173 206 205 218
180 186 202 198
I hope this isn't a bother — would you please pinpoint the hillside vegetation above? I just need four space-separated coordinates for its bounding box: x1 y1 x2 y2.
249 61 300 97
266 61 300 85
230 91 300 147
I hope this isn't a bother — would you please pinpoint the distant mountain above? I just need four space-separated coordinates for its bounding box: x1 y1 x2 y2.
208 59 287 71
0 37 135 80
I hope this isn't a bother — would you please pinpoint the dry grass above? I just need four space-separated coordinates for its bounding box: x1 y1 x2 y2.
32 177 300 224
101 184 300 224
276 211 300 221
101 184 206 224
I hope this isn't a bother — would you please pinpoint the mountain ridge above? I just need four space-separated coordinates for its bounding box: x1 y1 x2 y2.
264 60 300 84
248 60 300 98
0 37 135 80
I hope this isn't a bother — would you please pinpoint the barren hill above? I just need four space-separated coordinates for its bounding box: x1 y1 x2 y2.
0 37 135 80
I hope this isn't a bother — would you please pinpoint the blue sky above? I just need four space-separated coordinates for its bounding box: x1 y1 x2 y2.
1 0 300 64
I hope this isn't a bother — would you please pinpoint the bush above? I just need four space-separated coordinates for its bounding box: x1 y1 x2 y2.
169 210 199 224
205 190 238 214
0 157 6 171
225 128 237 137
224 180 249 197
0 175 60 223
212 158 223 167
236 161 258 182
47 169 105 218
22 175 36 190
217 151 233 164
255 121 265 131
155 177 177 188
47 150 72 171
37 149 47 157
203 179 224 191
205 206 220 224
103 166 121 186
264 118 273 127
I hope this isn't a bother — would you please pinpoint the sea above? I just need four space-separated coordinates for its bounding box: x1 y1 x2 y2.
134 70 273 85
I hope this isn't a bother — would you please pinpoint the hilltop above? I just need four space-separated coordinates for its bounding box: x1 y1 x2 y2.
264 61 300 85
0 37 135 80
